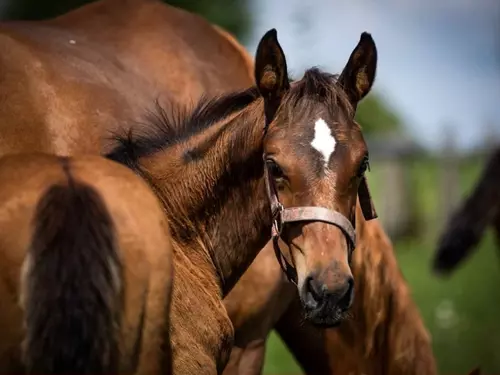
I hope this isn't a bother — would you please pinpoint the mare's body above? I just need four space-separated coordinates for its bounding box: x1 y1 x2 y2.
0 0 252 156
0 153 173 374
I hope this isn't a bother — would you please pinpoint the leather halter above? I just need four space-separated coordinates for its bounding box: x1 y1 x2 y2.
263 157 356 285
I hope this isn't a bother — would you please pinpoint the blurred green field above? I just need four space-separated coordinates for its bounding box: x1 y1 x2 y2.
263 155 500 374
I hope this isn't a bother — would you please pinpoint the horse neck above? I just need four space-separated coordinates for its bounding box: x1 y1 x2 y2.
138 104 273 296
337 203 437 374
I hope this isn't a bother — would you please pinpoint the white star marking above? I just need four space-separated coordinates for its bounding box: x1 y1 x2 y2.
310 118 336 169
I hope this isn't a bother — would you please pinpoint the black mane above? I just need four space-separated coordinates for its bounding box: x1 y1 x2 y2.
106 87 260 168
106 68 350 168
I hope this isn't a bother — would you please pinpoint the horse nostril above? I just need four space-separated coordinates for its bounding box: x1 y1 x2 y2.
338 277 355 311
303 276 323 309
309 277 322 299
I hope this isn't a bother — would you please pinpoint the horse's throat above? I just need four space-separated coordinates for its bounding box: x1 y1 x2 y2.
205 179 273 296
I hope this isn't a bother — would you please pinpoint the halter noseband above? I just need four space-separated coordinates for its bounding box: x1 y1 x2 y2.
263 157 356 285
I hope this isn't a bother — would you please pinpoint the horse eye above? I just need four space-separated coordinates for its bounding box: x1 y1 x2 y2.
357 156 370 177
267 160 285 179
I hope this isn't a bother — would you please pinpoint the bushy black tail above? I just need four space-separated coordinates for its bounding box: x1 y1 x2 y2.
433 148 500 274
22 180 123 374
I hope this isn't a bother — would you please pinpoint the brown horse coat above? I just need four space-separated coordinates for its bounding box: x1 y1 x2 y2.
0 153 173 374
0 0 252 156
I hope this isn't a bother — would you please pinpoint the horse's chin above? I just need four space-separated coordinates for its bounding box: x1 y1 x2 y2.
311 318 342 328
303 305 347 328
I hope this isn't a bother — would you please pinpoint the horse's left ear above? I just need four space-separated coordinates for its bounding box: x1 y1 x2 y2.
338 32 377 109
254 28 290 125
358 176 377 220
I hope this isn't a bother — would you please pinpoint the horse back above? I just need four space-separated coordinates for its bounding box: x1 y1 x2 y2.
0 0 254 156
49 0 255 97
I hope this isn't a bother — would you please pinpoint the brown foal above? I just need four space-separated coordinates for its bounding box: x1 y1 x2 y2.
106 28 378 373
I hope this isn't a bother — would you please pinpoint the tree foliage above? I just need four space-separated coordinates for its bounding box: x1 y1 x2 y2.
165 0 250 41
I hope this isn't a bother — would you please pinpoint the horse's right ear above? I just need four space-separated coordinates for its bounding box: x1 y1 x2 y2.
338 32 377 110
254 28 290 125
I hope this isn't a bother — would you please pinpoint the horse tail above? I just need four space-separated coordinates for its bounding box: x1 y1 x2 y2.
21 176 122 374
433 148 500 274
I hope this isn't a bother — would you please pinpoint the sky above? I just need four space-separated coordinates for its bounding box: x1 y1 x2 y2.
245 0 500 151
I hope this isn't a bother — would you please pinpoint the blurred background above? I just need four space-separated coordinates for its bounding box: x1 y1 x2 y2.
2 0 500 373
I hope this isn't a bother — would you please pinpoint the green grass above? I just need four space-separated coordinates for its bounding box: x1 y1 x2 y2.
262 155 500 374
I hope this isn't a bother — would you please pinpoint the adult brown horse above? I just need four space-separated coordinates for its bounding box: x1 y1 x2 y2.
223 203 437 375
105 28 380 373
0 0 253 157
434 147 500 274
0 153 174 374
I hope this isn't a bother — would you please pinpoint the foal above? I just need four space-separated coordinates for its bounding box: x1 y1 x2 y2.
107 29 378 374
0 153 173 374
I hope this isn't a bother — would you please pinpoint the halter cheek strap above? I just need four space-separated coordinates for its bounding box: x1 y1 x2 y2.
263 159 357 285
